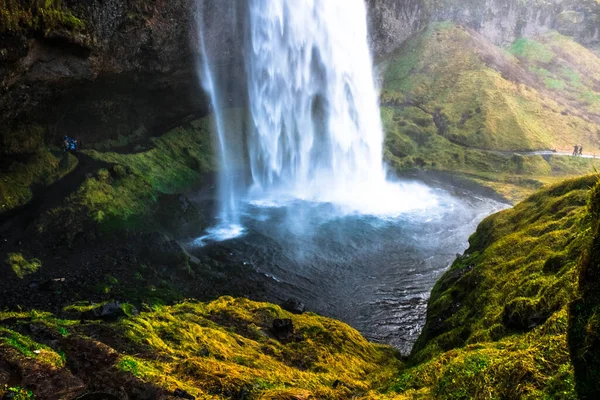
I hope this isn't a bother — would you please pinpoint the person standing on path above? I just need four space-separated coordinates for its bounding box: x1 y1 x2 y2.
574 144 579 155
579 146 583 156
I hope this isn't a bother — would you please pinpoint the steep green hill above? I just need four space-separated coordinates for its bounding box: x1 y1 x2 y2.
381 23 600 202
390 174 600 399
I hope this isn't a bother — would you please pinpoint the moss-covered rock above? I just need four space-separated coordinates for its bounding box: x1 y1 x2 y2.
390 175 600 399
0 0 84 34
34 113 216 239
0 298 403 399
0 150 78 213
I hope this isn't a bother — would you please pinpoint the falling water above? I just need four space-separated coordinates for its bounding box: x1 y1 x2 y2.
195 2 244 241
196 0 439 244
245 0 433 214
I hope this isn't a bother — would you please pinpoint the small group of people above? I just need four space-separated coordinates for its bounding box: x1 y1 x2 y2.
62 136 79 152
573 144 583 156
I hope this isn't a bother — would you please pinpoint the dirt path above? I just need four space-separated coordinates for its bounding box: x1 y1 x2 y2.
476 148 600 159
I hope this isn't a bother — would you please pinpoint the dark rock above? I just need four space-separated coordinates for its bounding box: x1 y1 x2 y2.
199 346 210 357
138 232 190 267
38 277 66 291
332 380 352 390
271 318 294 342
173 388 195 400
281 298 305 314
156 194 205 237
81 302 126 321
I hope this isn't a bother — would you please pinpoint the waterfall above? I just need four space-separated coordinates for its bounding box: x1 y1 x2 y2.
246 0 390 205
196 1 244 240
195 0 437 244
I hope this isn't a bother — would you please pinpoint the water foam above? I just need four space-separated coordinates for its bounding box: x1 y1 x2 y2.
196 0 441 243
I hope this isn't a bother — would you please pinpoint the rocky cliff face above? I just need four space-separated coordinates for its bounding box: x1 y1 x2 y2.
0 0 245 155
367 0 600 58
1 0 599 155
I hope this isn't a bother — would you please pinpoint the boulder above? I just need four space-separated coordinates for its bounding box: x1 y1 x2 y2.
281 298 305 314
81 302 127 321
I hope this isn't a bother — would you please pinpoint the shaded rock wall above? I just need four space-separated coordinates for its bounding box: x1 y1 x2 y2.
367 0 600 58
0 0 246 154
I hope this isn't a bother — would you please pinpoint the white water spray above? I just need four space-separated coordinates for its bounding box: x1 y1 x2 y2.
196 2 244 241
245 0 435 214
196 0 438 244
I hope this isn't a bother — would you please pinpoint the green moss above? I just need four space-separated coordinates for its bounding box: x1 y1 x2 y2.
0 298 403 399
568 178 600 397
114 297 401 399
86 114 217 195
1 387 34 400
5 253 41 279
510 38 555 63
0 150 78 213
0 327 65 368
380 23 600 203
0 0 84 33
392 175 600 398
37 113 218 235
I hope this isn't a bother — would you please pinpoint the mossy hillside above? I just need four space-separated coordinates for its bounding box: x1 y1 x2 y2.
36 113 220 235
381 23 600 202
383 23 600 152
568 177 600 398
510 33 600 117
381 23 600 153
389 175 599 398
381 104 600 202
0 0 84 33
118 297 403 399
0 298 404 399
85 116 220 195
0 150 78 213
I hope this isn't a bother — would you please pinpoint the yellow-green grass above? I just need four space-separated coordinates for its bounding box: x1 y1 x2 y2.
0 298 405 399
512 33 600 117
115 297 403 399
391 175 599 399
381 23 600 153
36 115 216 234
0 150 78 213
0 0 84 33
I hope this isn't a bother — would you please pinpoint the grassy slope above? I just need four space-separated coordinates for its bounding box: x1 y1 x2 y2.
390 175 600 399
381 23 600 202
0 298 403 400
34 113 218 236
0 150 78 213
